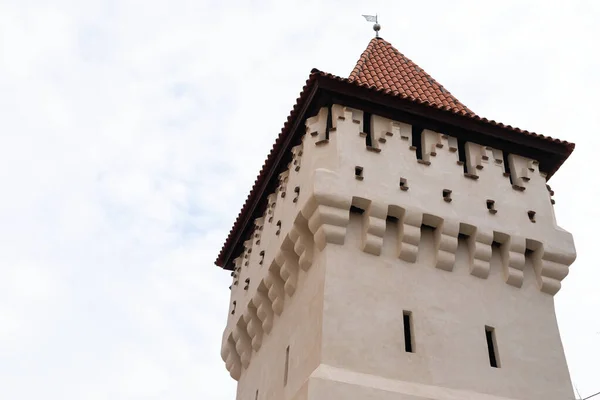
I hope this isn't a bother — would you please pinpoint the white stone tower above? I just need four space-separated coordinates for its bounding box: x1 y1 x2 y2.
215 37 577 400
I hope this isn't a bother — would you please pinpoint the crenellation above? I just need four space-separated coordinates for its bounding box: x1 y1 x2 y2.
266 193 277 222
219 36 578 399
305 106 328 141
507 154 539 189
220 103 576 389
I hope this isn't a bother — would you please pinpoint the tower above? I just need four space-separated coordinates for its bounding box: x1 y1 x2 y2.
215 37 577 400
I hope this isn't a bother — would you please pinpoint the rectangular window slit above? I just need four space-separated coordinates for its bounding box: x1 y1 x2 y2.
255 390 259 400
411 126 423 160
325 105 332 140
284 345 290 385
502 152 513 184
363 112 373 147
457 137 468 173
485 326 499 368
403 311 414 353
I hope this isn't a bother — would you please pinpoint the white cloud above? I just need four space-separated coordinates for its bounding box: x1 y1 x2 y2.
0 0 598 398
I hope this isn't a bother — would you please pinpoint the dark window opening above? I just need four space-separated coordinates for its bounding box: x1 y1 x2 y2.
487 200 497 214
399 177 408 191
355 166 364 180
363 112 373 147
457 137 468 173
411 126 423 160
443 189 452 202
325 105 333 140
528 210 536 223
485 326 499 368
284 345 290 385
502 152 513 184
255 390 259 400
403 311 414 353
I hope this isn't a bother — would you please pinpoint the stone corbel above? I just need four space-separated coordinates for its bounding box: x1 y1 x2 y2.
459 225 493 279
398 209 422 263
498 234 526 288
289 218 314 271
264 264 285 315
361 201 387 256
253 287 274 334
530 242 575 295
433 219 460 271
303 169 351 251
232 320 252 369
221 334 241 380
243 304 263 352
276 246 300 296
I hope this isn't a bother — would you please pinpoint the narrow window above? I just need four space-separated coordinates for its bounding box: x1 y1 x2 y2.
411 126 423 160
255 390 259 400
325 105 333 140
502 152 513 184
284 345 290 385
528 210 536 223
403 311 414 353
363 112 373 147
457 137 468 173
485 326 499 368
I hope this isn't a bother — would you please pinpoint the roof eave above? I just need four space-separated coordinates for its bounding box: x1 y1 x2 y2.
215 71 574 270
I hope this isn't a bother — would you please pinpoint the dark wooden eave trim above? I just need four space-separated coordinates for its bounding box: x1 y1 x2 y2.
216 71 574 270
316 74 573 176
217 81 320 270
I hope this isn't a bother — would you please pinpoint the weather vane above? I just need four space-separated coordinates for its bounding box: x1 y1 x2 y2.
362 14 381 37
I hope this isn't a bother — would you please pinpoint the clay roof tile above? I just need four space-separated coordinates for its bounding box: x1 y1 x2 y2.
349 38 474 115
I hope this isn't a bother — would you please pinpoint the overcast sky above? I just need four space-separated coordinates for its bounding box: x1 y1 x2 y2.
0 1 598 399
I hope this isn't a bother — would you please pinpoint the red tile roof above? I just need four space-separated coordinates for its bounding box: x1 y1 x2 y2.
215 38 575 269
349 38 474 116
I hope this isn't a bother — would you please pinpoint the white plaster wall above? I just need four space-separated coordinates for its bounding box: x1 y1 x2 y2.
319 212 573 400
234 247 325 400
220 104 576 400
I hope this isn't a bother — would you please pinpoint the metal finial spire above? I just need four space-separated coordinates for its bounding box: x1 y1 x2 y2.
362 14 380 37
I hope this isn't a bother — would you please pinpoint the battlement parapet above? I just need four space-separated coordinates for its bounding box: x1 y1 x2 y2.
220 105 576 380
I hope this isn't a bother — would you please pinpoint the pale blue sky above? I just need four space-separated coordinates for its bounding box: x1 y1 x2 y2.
0 1 598 399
